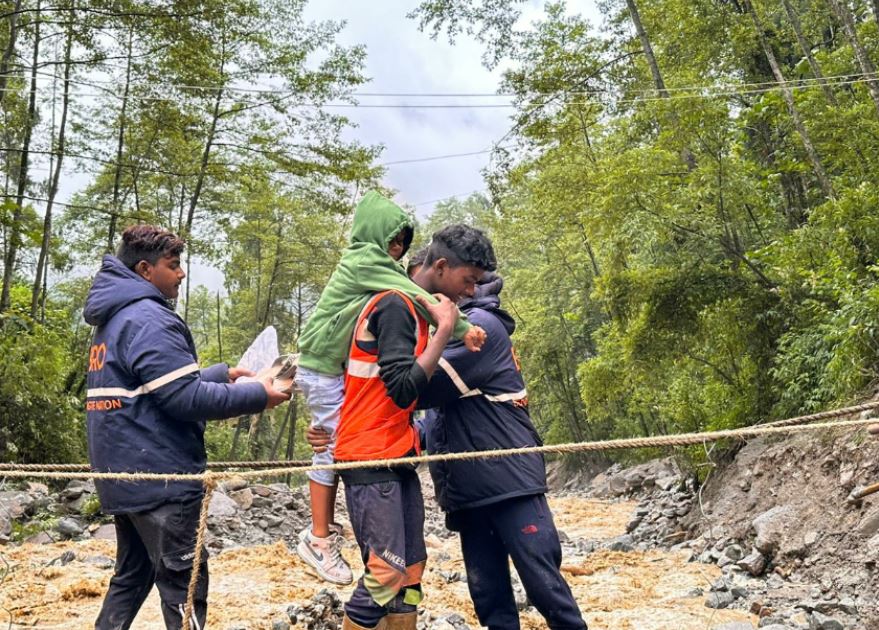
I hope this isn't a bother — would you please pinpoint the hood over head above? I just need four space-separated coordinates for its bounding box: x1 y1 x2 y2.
459 271 515 335
84 255 169 326
349 191 413 256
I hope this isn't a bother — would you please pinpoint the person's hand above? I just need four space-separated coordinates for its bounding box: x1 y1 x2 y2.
416 293 458 334
306 426 333 453
462 325 486 352
261 376 291 409
228 367 254 382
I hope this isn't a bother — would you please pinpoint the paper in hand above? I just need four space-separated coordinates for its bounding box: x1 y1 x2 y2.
236 326 279 383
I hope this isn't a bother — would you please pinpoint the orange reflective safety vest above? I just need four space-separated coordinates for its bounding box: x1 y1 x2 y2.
335 290 429 462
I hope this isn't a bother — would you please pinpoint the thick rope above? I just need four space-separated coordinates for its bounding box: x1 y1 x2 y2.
757 400 879 428
1 416 877 483
0 459 311 472
5 401 874 475
180 474 216 630
1 407 876 628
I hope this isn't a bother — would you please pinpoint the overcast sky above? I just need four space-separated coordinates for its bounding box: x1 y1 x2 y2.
184 0 602 289
304 0 602 216
48 1 601 290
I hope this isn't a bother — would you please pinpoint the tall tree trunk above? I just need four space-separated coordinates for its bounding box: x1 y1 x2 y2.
872 0 879 24
625 0 667 96
825 0 879 116
184 27 226 240
261 223 283 328
0 0 22 105
746 0 835 200
625 0 696 168
183 247 191 322
31 18 72 319
270 402 294 460
782 0 838 106
106 27 134 253
284 394 298 483
216 291 223 362
0 0 40 312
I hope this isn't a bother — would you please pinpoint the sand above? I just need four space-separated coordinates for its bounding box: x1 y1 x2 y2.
0 496 756 629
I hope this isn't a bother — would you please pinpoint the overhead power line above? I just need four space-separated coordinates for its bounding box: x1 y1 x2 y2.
413 190 486 207
16 65 879 98
3 70 879 108
0 143 506 176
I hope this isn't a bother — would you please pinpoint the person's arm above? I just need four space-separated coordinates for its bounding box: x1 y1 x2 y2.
355 259 474 340
126 319 285 421
368 293 457 409
200 363 229 383
416 310 500 409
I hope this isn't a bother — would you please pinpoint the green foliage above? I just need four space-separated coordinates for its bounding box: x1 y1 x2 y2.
0 286 85 463
413 0 879 465
80 493 102 519
11 514 60 543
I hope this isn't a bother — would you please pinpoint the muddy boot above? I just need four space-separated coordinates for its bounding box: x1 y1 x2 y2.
384 612 417 630
342 614 385 630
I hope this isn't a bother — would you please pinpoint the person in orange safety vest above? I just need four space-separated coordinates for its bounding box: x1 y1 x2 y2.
335 225 497 630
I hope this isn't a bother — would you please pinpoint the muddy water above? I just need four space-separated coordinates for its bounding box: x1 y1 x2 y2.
0 496 755 629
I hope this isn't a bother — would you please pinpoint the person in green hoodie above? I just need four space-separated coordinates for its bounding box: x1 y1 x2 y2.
294 191 485 584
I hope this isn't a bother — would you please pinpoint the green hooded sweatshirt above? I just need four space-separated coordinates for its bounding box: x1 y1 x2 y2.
298 191 472 376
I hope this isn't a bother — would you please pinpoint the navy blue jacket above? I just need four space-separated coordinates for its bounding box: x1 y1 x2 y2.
84 255 267 513
417 277 547 519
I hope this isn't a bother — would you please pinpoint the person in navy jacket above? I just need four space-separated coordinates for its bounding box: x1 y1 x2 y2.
416 273 586 630
308 272 586 630
85 225 290 630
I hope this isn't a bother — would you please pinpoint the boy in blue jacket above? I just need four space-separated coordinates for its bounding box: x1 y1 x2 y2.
85 225 290 630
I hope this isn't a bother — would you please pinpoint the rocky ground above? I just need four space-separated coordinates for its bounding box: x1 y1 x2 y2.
2 418 878 629
553 418 879 630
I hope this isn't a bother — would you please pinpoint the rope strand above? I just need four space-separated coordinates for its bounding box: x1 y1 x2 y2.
180 475 216 630
1 415 877 483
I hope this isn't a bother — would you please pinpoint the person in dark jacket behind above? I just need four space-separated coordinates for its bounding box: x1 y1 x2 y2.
310 272 587 630
85 225 290 630
416 272 587 630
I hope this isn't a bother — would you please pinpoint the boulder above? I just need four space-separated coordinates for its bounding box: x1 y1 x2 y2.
723 544 744 562
856 505 879 538
753 505 795 555
0 490 34 518
208 492 239 518
0 512 10 540
808 612 843 630
91 524 117 541
229 488 254 511
705 591 735 609
26 482 49 495
56 517 84 537
737 549 767 576
221 476 248 493
25 531 54 544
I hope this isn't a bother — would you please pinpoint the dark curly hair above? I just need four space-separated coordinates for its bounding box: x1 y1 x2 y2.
406 247 428 276
117 225 185 271
425 224 497 272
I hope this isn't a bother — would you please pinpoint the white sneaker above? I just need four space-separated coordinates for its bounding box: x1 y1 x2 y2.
296 528 353 585
298 522 343 543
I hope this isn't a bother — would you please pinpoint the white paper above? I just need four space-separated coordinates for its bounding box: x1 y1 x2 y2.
235 326 279 382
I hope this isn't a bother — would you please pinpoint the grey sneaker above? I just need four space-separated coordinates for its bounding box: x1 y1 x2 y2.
296 528 353 585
